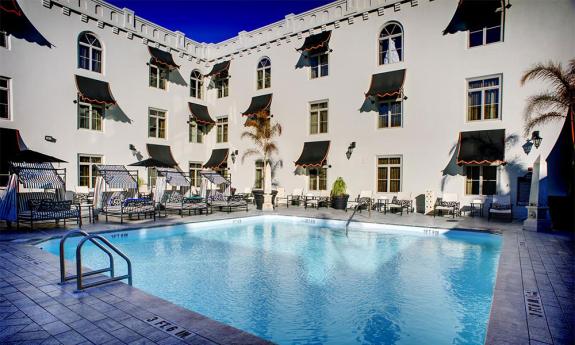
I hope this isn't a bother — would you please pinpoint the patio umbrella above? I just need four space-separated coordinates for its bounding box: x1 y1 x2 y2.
128 158 173 168
11 149 67 163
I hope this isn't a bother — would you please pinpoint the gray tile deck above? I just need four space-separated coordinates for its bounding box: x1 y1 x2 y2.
1 206 573 344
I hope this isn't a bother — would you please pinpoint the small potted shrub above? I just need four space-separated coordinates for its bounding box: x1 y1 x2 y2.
330 177 349 210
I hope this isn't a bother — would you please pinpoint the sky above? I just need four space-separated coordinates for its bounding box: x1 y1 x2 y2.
107 0 333 43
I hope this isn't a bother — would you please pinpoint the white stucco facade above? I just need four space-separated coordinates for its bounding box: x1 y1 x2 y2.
1 0 574 216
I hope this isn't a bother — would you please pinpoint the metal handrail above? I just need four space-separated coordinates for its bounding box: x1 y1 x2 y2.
345 199 370 236
75 234 132 292
59 230 115 284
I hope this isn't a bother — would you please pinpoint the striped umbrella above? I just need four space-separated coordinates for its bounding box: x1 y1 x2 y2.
0 174 18 222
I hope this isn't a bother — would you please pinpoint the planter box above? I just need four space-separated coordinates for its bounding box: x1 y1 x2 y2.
252 190 278 210
331 195 349 210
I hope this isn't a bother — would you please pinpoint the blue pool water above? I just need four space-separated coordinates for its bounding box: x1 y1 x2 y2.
39 216 502 345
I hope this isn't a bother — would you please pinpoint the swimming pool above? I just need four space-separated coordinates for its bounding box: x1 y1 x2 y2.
39 216 502 345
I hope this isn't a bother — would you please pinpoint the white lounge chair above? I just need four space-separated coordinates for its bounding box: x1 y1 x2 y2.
488 195 513 222
388 192 412 215
275 187 289 208
304 190 330 209
433 193 460 218
346 190 373 212
288 188 303 206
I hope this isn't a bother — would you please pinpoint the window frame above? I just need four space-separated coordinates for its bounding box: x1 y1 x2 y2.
216 116 228 143
467 13 503 48
376 156 402 193
377 97 403 129
148 108 167 139
78 154 103 188
256 57 272 90
149 63 168 90
78 32 103 73
308 166 328 191
0 76 11 120
310 51 329 79
189 162 202 188
77 101 104 131
188 118 204 144
309 101 329 134
466 74 502 122
190 70 203 99
255 160 264 189
378 22 404 65
215 77 229 98
465 165 498 196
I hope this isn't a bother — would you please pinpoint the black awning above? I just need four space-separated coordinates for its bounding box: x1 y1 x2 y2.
148 47 179 69
297 31 331 53
204 149 229 169
295 141 330 168
128 158 172 168
365 69 406 98
75 75 116 105
457 129 505 165
11 150 66 163
206 61 230 78
443 0 503 35
0 0 52 47
147 144 178 168
242 94 273 117
188 102 215 125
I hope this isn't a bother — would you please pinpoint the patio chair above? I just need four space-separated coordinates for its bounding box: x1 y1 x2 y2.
488 195 513 222
388 192 412 215
243 187 255 204
375 195 392 213
304 191 330 209
210 194 249 213
433 193 460 218
16 192 81 230
288 188 304 206
275 187 289 208
346 191 373 212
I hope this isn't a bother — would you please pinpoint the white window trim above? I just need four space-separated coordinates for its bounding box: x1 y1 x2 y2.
377 98 403 129
190 70 203 99
309 52 329 79
216 116 229 143
149 63 168 90
78 33 103 73
0 76 12 121
464 165 499 196
188 118 204 144
215 77 229 98
77 102 104 132
376 155 403 194
308 166 328 191
466 74 503 122
256 58 272 90
148 107 167 139
309 100 329 135
467 19 504 49
189 161 203 188
378 22 404 66
78 153 103 189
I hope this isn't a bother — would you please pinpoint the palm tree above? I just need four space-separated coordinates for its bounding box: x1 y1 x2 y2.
521 59 574 138
241 110 282 190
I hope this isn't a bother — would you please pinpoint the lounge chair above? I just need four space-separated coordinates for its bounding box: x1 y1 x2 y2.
346 191 373 212
304 191 330 209
275 187 289 208
288 188 303 206
388 192 413 215
210 194 249 213
16 192 81 229
162 191 210 217
433 193 460 218
242 187 255 204
100 191 156 223
488 195 513 222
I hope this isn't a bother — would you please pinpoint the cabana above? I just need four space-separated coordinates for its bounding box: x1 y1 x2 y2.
10 162 80 229
95 165 155 223
156 167 209 216
200 170 248 213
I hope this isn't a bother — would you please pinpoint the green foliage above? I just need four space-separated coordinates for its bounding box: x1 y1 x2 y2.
331 177 347 197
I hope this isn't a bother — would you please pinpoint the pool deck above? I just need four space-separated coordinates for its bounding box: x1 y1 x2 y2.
0 207 573 345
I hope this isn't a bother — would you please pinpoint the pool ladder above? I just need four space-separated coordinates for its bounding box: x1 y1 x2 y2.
345 199 370 236
59 230 132 292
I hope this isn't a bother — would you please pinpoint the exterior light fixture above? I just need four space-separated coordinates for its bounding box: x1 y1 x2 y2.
44 135 56 143
346 142 356 160
230 150 239 163
531 131 542 148
522 139 533 155
129 144 136 151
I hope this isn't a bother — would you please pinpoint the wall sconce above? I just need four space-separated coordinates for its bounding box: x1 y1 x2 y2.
346 142 356 160
44 135 56 143
129 144 136 151
522 139 533 155
531 131 542 148
230 150 239 164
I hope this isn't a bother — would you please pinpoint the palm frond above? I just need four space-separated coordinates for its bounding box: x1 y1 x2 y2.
524 93 569 120
524 111 566 136
241 148 261 163
521 61 571 99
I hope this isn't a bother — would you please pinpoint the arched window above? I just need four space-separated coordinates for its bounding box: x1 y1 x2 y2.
78 32 102 72
257 57 271 89
379 22 403 65
190 70 203 99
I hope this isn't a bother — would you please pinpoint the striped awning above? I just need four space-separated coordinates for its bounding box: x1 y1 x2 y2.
200 171 230 186
148 47 179 69
156 168 189 187
297 31 331 53
95 165 137 189
11 162 65 189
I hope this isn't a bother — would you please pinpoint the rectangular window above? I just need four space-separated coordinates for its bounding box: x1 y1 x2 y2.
78 102 103 131
148 167 157 187
188 120 204 144
255 160 264 189
0 31 7 49
78 154 102 188
216 78 229 98
308 167 327 191
149 64 167 89
467 75 501 121
378 99 402 128
310 101 328 134
189 162 202 188
0 77 9 119
469 15 503 47
148 108 167 138
377 156 401 193
216 117 228 143
310 52 329 79
465 165 497 195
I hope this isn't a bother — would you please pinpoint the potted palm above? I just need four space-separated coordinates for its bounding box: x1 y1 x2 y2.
330 177 349 210
241 108 282 210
